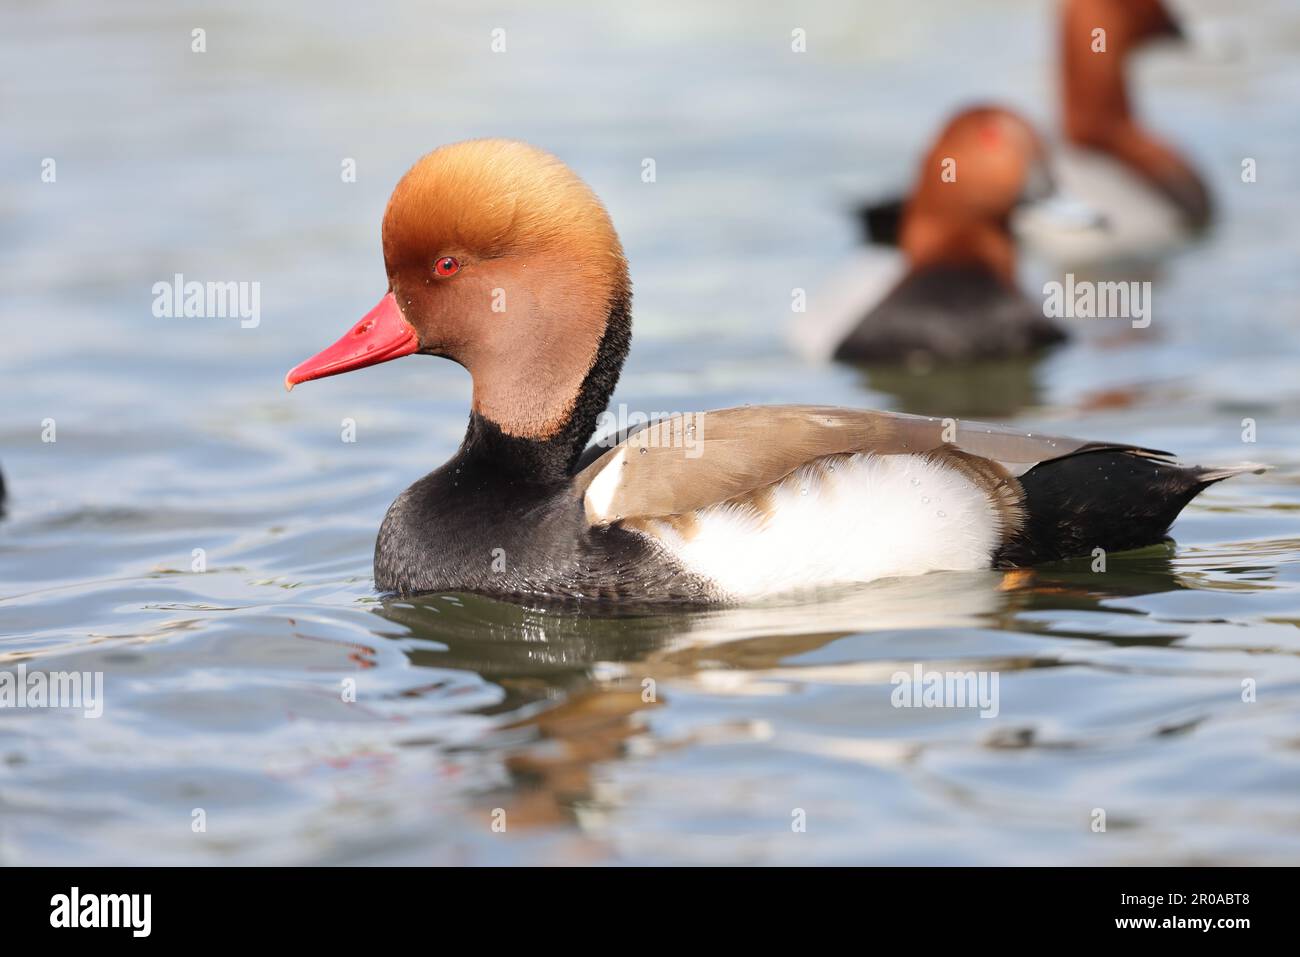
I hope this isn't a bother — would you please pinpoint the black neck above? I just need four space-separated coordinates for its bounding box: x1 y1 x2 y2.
458 283 632 483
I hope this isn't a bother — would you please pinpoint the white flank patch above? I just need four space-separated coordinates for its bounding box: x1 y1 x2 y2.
630 452 1001 600
1014 146 1190 268
584 446 627 519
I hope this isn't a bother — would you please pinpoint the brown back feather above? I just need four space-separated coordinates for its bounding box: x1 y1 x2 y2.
576 405 1162 548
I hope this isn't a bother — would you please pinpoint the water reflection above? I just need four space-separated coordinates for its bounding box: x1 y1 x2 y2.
850 355 1047 418
375 570 1015 682
367 553 1231 833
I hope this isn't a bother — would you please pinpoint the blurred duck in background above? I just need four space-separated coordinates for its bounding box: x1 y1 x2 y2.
1017 0 1212 266
793 106 1070 368
857 0 1211 270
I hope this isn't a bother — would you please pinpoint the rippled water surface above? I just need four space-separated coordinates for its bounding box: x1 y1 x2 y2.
3 0 1300 864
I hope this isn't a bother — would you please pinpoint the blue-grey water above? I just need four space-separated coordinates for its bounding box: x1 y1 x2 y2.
2 0 1299 864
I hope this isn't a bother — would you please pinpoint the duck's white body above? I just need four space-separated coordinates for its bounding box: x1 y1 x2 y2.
1015 145 1193 269
621 451 1002 600
578 406 1052 602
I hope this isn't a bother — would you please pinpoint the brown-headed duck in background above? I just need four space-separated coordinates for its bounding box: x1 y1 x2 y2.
794 106 1070 366
861 0 1212 268
286 140 1260 604
1020 0 1212 264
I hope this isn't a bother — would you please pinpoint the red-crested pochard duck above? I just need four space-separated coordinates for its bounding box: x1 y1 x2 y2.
286 139 1258 603
798 107 1069 365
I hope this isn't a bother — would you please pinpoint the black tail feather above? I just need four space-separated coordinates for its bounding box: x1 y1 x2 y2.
994 450 1261 567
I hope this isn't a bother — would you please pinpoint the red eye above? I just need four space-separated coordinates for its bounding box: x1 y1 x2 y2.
434 256 460 277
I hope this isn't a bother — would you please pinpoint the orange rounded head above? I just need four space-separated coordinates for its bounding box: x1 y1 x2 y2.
900 106 1054 284
286 139 631 442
